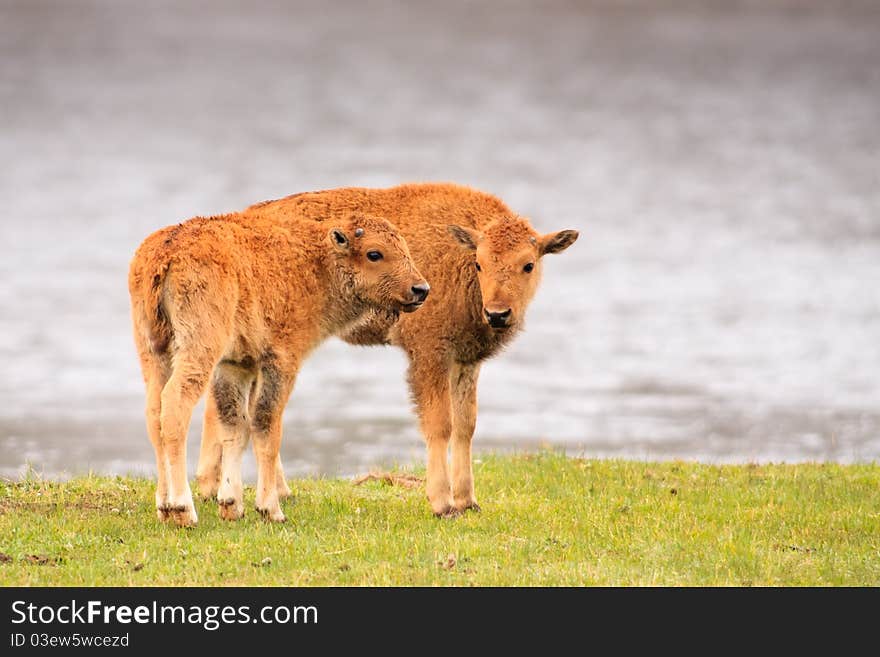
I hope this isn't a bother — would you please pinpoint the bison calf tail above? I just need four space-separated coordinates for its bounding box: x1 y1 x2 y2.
144 261 173 355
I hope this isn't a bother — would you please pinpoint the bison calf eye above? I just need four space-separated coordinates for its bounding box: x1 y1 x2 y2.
475 262 482 272
366 251 383 262
523 262 534 273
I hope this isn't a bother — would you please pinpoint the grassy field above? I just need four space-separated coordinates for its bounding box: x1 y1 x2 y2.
1 452 879 586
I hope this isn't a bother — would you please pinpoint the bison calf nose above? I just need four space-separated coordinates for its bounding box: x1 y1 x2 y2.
411 282 430 303
484 307 512 328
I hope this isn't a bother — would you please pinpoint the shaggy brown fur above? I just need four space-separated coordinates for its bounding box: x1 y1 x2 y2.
199 183 578 517
129 210 428 526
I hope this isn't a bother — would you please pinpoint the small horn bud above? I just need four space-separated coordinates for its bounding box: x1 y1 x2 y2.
354 228 364 237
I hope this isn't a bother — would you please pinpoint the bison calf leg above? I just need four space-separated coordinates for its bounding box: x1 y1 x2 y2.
142 359 172 521
196 399 223 500
253 427 285 522
215 425 249 522
275 456 291 499
216 431 248 521
251 362 292 522
426 439 455 517
411 362 456 517
450 362 481 512
208 366 255 520
159 368 208 527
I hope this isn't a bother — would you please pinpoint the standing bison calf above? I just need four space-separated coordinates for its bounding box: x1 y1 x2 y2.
129 210 427 526
200 183 578 517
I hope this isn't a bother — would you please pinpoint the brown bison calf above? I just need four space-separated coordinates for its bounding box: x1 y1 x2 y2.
199 183 578 517
129 210 428 526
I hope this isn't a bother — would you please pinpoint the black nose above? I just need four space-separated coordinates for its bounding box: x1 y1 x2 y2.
411 282 430 303
484 308 512 327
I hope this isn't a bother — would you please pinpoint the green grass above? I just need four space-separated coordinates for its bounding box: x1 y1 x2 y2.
2 452 879 586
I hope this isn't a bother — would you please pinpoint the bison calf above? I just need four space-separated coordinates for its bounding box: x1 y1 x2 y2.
129 209 427 526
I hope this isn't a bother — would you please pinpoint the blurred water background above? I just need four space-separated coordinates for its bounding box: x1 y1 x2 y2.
1 0 879 479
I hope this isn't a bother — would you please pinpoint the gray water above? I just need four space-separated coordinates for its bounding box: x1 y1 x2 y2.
1 1 879 480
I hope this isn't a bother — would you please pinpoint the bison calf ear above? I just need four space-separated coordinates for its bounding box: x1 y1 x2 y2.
329 228 351 252
539 229 579 256
447 225 481 250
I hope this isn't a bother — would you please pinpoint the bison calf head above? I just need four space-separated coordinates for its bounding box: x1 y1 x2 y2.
448 218 578 331
330 215 429 314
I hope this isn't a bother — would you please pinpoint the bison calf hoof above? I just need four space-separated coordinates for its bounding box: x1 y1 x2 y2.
156 506 173 522
257 506 287 523
218 498 244 521
432 505 461 519
455 501 481 513
170 506 198 528
276 478 292 499
197 477 220 501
